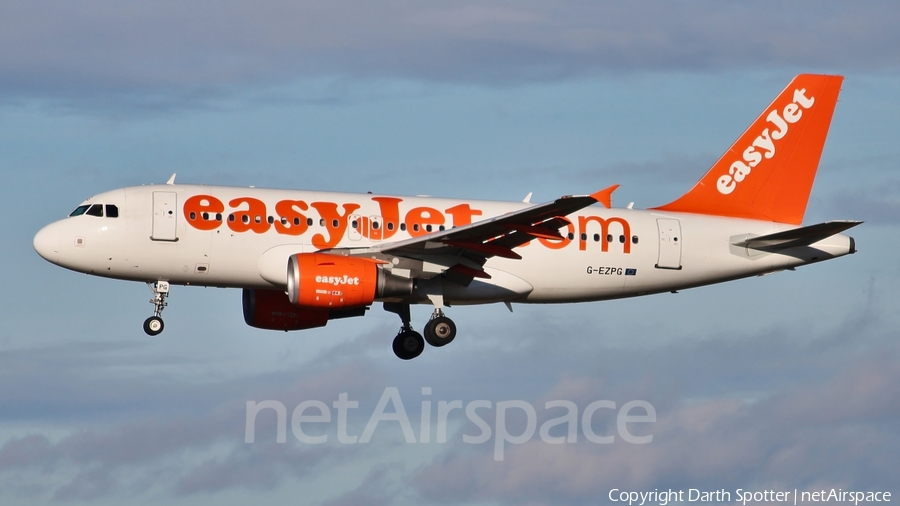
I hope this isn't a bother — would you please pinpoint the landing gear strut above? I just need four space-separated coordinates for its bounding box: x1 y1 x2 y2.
143 281 169 336
423 309 457 347
385 302 424 360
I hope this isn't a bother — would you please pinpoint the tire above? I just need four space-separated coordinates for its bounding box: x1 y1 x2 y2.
392 331 425 360
423 316 456 347
143 316 164 336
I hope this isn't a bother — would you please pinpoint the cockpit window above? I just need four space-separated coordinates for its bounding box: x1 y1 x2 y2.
69 205 90 217
105 205 119 218
86 204 103 217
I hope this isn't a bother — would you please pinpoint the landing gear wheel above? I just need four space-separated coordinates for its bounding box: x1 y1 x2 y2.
143 316 164 336
424 316 456 347
393 330 425 360
144 281 170 336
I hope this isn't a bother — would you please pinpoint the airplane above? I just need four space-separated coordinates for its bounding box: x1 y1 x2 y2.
33 74 860 360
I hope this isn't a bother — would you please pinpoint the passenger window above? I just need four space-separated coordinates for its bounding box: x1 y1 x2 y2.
632 235 639 244
86 204 103 217
105 205 119 218
593 233 600 242
619 235 626 243
307 218 313 226
387 222 395 231
400 223 407 231
606 234 613 243
69 205 90 217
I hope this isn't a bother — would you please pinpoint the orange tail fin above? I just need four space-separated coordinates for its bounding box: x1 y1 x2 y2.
652 74 843 225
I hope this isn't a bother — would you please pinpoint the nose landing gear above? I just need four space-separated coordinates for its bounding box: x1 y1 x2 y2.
143 281 169 336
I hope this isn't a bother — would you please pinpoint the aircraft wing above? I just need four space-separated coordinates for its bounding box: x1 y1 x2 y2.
326 186 617 283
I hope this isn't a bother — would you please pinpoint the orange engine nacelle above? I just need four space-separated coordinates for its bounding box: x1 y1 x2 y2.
286 253 413 309
242 289 367 331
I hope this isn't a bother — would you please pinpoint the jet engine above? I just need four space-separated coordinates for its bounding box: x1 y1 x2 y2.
286 253 413 308
242 288 367 331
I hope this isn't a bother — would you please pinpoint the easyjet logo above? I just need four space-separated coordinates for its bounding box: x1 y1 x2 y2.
183 195 483 249
716 88 816 195
315 275 360 286
184 195 633 254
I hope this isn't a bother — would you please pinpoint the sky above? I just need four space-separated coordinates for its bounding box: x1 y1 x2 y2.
1 1 899 505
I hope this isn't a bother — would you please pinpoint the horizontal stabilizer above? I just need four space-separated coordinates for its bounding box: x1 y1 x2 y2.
733 220 862 251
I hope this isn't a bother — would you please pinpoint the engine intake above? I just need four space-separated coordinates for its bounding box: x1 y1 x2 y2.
286 253 413 309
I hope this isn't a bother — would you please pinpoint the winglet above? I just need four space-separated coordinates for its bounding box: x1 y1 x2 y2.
166 173 177 185
590 184 619 209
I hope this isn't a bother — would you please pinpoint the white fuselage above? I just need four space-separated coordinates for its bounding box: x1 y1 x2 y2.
33 184 854 306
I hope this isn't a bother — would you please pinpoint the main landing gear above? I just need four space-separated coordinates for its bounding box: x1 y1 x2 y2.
424 309 457 348
385 303 458 360
143 281 169 336
392 325 425 361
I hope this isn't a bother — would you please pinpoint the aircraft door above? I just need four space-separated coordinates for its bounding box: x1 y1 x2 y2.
152 192 178 241
655 218 682 269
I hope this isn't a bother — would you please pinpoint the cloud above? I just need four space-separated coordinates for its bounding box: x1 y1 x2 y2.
413 351 900 505
819 178 900 224
321 465 398 506
0 335 386 499
2 0 900 110
0 291 896 504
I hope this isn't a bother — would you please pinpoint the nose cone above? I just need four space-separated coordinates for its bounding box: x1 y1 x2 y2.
34 222 61 264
